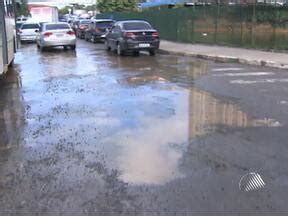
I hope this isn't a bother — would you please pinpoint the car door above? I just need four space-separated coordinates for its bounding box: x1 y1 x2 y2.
111 25 122 49
86 22 93 40
106 25 116 49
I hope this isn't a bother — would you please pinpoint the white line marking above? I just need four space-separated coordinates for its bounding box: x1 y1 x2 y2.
214 72 274 77
230 78 288 84
212 68 243 72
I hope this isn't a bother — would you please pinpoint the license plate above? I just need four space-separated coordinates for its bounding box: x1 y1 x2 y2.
139 43 150 48
56 34 64 37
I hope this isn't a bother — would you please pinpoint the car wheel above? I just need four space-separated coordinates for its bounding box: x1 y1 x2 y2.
117 43 124 56
149 50 156 56
93 36 97 43
105 40 111 51
71 45 76 50
37 43 40 48
133 51 140 56
40 46 46 52
64 46 68 50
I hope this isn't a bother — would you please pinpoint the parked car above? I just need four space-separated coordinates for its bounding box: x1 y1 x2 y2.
76 20 91 39
105 20 160 56
36 22 76 51
71 19 81 32
84 19 114 43
18 23 40 43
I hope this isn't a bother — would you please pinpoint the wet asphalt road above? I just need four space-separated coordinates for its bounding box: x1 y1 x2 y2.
1 39 288 215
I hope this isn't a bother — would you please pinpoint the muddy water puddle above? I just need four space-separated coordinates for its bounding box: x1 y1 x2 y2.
0 43 283 214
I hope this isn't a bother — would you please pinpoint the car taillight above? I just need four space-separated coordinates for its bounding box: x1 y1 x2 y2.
44 32 53 37
152 32 159 37
79 25 87 30
125 32 135 39
67 31 75 35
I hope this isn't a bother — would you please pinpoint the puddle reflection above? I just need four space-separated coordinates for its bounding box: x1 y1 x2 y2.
109 84 280 185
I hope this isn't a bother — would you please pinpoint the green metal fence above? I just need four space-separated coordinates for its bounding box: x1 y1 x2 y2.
97 5 288 51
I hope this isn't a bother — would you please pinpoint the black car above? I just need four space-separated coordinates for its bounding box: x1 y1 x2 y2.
84 19 114 43
105 20 160 56
76 20 91 39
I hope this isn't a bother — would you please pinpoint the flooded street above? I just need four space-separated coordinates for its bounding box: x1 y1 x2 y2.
1 40 288 215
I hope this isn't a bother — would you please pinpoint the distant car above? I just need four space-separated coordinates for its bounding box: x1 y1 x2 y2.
105 20 160 56
36 22 76 51
71 19 80 32
76 20 91 39
16 16 28 22
18 23 40 43
84 19 114 43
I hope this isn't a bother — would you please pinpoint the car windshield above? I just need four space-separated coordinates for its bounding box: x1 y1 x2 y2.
45 24 70 30
96 21 114 28
21 24 39 29
123 22 152 30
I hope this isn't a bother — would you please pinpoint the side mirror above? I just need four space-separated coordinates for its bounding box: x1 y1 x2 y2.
35 29 39 33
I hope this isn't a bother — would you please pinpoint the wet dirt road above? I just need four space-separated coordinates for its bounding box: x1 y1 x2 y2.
1 40 288 215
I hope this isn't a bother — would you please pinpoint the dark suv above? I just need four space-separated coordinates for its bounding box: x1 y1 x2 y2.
85 19 114 43
76 20 91 39
105 20 160 56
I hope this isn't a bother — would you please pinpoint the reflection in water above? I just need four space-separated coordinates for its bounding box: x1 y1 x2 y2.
113 78 280 185
0 66 24 155
6 43 280 188
188 88 280 138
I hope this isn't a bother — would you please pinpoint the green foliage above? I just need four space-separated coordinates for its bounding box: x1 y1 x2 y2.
16 0 29 16
97 0 137 13
58 6 71 15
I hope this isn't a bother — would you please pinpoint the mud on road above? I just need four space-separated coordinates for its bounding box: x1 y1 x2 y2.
0 40 288 215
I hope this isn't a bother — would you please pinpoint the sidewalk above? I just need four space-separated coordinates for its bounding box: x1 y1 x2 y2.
159 40 288 69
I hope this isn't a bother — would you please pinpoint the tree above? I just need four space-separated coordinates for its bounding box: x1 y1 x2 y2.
97 0 138 13
58 6 71 15
16 0 29 17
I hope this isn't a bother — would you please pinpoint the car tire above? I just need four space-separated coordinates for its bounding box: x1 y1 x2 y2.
149 50 156 56
64 46 68 50
93 36 97 43
40 46 46 52
133 51 139 56
105 40 111 51
37 43 40 48
117 43 124 56
71 45 76 50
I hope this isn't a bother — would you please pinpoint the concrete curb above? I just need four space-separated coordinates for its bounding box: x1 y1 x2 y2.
158 49 288 69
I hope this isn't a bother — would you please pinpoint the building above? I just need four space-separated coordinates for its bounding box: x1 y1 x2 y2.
28 0 97 8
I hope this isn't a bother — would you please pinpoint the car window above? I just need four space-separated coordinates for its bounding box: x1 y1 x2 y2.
123 22 152 30
21 24 40 29
45 24 70 30
114 26 121 33
95 21 114 28
80 20 90 25
111 26 116 33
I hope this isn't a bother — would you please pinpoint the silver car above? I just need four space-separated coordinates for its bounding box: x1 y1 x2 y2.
36 22 76 51
18 23 40 43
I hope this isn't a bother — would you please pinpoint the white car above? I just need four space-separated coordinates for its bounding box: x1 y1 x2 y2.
36 22 76 51
18 23 40 43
